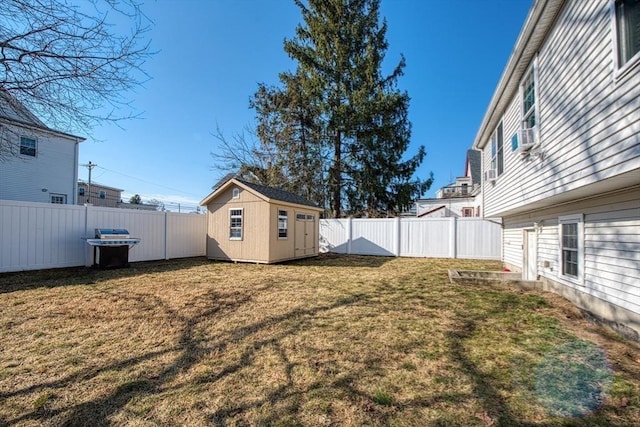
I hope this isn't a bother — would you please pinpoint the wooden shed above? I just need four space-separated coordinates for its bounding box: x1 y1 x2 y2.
200 177 323 264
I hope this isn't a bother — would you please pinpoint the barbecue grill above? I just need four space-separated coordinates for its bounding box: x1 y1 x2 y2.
83 228 141 269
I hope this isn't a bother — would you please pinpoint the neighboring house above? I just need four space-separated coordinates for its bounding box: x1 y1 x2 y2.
0 91 85 204
473 0 640 339
200 177 323 264
118 202 159 211
416 149 482 218
77 180 123 208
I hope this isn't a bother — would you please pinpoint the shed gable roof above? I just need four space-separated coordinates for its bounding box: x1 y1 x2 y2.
236 179 319 208
200 176 321 209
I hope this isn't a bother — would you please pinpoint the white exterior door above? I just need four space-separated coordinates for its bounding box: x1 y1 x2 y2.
524 230 537 280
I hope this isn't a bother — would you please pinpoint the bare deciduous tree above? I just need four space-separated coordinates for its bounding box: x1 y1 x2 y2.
211 125 286 187
0 0 153 161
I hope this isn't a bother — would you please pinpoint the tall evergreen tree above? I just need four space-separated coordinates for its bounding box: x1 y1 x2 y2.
251 0 431 217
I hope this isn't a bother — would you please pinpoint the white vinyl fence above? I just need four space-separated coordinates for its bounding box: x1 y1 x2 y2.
0 200 207 272
320 217 502 260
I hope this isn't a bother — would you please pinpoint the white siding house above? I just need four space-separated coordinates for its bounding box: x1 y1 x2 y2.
0 91 84 204
473 0 640 339
416 149 483 218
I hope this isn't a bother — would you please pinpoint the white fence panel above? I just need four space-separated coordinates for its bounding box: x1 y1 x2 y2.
400 218 451 258
319 219 350 253
167 213 207 258
351 218 397 256
0 200 207 272
0 200 86 272
320 217 502 260
455 218 502 259
87 207 166 262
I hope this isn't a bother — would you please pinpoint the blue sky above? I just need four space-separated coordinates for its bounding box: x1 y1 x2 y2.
78 0 532 213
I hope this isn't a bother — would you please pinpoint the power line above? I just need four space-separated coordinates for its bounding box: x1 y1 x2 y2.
95 165 202 198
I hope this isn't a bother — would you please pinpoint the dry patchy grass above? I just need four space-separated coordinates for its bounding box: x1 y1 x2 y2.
0 255 638 426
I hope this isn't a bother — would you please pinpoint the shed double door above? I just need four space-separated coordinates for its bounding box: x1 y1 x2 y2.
295 213 316 257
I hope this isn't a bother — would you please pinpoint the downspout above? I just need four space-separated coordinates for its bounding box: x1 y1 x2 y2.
73 138 80 204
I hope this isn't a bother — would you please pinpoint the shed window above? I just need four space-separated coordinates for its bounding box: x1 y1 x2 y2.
616 0 640 67
230 208 243 240
78 187 85 195
232 188 240 199
20 137 36 157
278 210 288 239
559 214 583 284
462 207 474 217
99 190 106 199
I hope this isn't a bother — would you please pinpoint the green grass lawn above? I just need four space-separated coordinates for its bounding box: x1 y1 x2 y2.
0 255 638 426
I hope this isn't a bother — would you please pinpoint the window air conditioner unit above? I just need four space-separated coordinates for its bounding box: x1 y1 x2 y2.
484 169 497 183
517 127 537 153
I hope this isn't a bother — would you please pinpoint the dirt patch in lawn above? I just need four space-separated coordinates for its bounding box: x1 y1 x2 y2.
0 255 638 426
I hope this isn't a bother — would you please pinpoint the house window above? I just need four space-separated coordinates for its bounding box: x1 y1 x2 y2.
615 0 640 67
20 137 36 157
490 122 504 176
559 214 583 283
229 208 243 240
462 207 474 217
278 210 288 239
232 188 240 199
99 190 106 199
50 194 66 204
78 187 85 195
522 67 537 130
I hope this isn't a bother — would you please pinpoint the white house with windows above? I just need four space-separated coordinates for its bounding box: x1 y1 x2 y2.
0 91 85 204
474 0 640 339
416 149 483 218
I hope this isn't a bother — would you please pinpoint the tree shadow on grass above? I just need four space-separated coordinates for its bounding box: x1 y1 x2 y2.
3 281 371 426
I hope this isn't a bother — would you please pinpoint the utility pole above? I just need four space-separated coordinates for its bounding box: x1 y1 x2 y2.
81 161 97 204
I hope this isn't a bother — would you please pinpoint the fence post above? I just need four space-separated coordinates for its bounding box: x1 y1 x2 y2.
395 217 401 257
450 216 457 259
164 211 169 260
83 205 89 267
346 217 352 255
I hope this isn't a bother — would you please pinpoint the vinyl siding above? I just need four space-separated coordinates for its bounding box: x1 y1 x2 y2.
503 223 525 271
504 188 640 318
482 0 640 218
0 123 79 204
